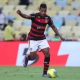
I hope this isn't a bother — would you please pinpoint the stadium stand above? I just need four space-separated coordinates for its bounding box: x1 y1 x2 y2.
0 30 4 41
0 0 80 41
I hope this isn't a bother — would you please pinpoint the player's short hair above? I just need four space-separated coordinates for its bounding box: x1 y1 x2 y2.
40 3 47 9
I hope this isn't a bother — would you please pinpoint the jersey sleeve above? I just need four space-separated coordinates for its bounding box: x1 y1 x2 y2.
48 16 54 26
30 13 36 21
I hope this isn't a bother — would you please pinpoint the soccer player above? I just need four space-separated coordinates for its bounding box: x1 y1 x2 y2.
17 3 64 77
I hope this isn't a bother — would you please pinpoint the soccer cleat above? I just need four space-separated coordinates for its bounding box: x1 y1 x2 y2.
23 63 27 67
23 62 28 67
42 74 49 78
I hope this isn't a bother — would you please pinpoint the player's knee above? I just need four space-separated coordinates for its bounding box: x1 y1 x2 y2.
45 52 50 58
28 52 37 60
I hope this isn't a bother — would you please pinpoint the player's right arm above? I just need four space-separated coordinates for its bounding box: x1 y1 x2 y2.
17 10 31 19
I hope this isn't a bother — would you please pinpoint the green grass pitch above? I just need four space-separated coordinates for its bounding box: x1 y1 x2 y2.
0 66 80 80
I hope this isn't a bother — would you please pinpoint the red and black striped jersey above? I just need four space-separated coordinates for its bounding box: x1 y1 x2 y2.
28 13 53 40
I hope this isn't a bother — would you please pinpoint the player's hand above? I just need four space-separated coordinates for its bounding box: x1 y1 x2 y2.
17 10 21 15
60 37 65 41
59 36 66 41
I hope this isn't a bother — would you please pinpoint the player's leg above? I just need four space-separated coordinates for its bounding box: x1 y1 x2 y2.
24 40 38 67
23 54 28 67
23 48 28 67
28 51 38 60
41 47 50 76
39 39 50 77
24 51 37 67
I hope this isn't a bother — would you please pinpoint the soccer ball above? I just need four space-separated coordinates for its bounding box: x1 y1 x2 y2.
47 68 58 78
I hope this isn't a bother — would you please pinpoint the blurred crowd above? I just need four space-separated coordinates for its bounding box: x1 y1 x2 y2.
0 0 80 41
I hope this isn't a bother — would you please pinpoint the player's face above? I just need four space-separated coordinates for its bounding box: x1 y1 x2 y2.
39 8 47 16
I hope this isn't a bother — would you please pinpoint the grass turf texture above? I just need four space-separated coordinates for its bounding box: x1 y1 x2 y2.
0 66 80 80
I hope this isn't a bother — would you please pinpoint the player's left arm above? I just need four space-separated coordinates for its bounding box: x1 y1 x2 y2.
48 17 65 41
51 25 65 40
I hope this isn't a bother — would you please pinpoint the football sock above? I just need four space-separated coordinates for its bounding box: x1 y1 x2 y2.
24 54 34 67
43 56 50 75
24 56 28 67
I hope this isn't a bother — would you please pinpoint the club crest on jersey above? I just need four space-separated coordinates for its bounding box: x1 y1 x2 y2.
37 16 40 18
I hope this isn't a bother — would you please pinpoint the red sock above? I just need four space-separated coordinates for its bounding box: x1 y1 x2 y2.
43 57 50 75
